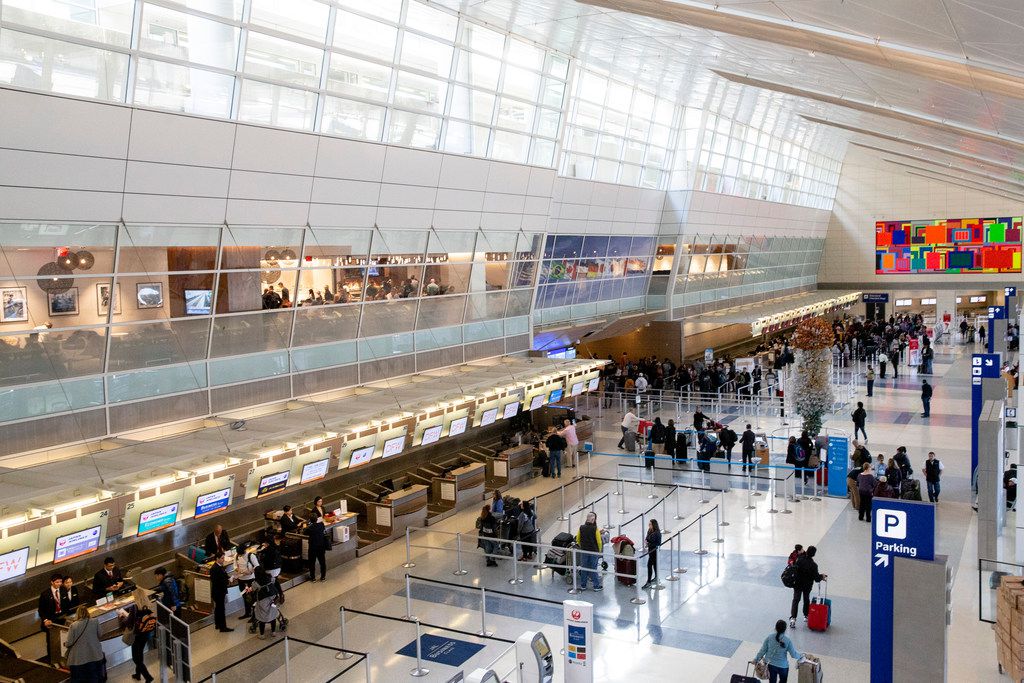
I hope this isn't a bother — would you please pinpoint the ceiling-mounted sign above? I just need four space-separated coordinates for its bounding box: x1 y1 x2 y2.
863 293 889 303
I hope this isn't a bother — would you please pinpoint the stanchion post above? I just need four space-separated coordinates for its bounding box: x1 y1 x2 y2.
767 477 779 514
478 588 492 637
812 465 822 502
402 527 415 568
336 607 354 660
718 490 729 527
405 574 415 620
567 547 581 595
694 513 709 555
673 486 683 520
508 540 523 585
713 507 724 543
410 618 429 677
629 562 647 605
453 532 467 576
284 636 291 683
698 470 710 504
781 476 792 514
673 532 687 575
604 496 614 531
617 483 627 514
666 534 679 581
558 486 568 522
745 470 756 510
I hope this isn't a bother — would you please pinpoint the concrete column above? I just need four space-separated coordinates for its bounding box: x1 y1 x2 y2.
893 555 950 683
978 398 1006 562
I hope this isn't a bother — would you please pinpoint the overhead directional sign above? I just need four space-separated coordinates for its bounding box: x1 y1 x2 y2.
870 499 935 683
972 354 1002 475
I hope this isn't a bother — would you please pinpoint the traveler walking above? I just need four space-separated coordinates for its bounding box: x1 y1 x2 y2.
741 424 757 472
921 380 932 417
851 401 868 442
866 366 875 396
545 426 567 478
924 451 944 502
756 619 804 683
117 588 156 683
719 424 738 466
857 463 876 522
517 501 538 560
641 519 662 589
575 511 604 590
789 546 826 628
618 409 640 449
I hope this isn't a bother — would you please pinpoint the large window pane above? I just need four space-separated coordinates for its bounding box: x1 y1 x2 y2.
388 109 441 149
394 70 446 113
134 58 233 117
0 223 117 278
2 0 134 48
119 225 219 273
138 3 239 69
327 53 391 102
321 96 385 141
492 131 530 163
359 300 416 336
210 309 292 357
399 32 453 78
449 86 494 125
210 351 288 385
415 295 465 328
292 304 360 347
238 80 316 130
161 0 243 20
108 362 207 402
460 23 504 57
244 31 322 88
0 30 128 102
334 11 397 62
454 50 500 90
405 1 458 41
502 65 540 101
108 319 211 372
496 98 535 133
250 0 329 42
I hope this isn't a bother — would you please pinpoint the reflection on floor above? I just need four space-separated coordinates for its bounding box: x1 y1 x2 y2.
105 339 1012 682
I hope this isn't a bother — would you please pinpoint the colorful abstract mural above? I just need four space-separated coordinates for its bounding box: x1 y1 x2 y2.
875 217 1022 274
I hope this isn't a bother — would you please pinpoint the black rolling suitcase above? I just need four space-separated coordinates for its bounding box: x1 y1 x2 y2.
729 660 760 682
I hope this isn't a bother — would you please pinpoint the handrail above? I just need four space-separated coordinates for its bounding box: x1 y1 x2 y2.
408 573 563 606
198 637 368 682
339 606 517 644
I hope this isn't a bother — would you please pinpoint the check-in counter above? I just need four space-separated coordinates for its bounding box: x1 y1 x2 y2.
286 512 359 571
430 462 485 512
363 483 428 538
487 443 534 488
47 590 153 669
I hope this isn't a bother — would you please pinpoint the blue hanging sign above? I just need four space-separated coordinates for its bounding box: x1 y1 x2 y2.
826 435 849 497
862 293 889 303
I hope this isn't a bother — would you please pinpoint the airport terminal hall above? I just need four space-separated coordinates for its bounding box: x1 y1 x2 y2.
3 1 1024 682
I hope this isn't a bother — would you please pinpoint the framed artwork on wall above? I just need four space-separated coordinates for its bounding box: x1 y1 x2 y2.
136 282 164 309
96 283 120 316
48 288 79 316
1 287 28 323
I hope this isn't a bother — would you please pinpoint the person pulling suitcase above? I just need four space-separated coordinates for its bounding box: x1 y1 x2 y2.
750 619 808 683
789 546 827 628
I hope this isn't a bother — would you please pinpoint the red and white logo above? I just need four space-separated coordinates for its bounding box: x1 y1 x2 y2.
571 610 581 621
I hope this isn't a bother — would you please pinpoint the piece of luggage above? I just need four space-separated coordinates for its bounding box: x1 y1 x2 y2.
755 445 770 465
781 564 799 588
816 466 828 486
807 585 830 632
187 546 206 563
551 532 574 549
798 654 823 683
811 582 832 627
610 535 636 586
729 661 760 683
624 430 637 453
901 479 922 501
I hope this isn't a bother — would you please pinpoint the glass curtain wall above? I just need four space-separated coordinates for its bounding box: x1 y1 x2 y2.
0 224 540 422
0 0 566 162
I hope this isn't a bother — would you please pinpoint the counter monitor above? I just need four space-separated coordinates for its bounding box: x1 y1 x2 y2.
257 470 290 497
349 445 375 467
195 488 231 518
587 377 600 391
570 382 584 396
502 401 520 419
529 394 545 411
420 424 443 446
0 546 30 582
548 388 563 403
53 525 102 564
382 435 405 458
137 503 180 537
300 458 330 484
479 407 499 426
448 415 468 437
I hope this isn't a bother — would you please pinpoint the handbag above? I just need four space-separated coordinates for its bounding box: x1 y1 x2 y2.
808 454 821 468
121 629 135 645
754 657 769 679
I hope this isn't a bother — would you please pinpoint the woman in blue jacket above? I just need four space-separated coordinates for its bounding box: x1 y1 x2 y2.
755 619 803 683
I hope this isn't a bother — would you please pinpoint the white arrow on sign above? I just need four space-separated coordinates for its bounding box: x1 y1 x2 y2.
874 553 889 568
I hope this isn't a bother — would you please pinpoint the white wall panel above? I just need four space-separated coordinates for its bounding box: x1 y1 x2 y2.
225 199 310 225
374 206 434 229
0 187 123 222
381 147 443 186
434 188 484 212
232 125 318 175
128 110 235 168
122 194 227 224
0 89 130 158
485 162 531 196
314 138 387 182
438 155 490 191
310 178 381 206
228 170 313 202
378 183 438 209
307 203 378 227
0 149 126 192
124 161 230 198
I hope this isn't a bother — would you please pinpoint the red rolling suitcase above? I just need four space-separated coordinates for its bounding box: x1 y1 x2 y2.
611 535 636 586
807 581 830 632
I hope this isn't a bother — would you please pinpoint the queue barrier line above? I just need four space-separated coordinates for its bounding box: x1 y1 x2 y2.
199 635 369 683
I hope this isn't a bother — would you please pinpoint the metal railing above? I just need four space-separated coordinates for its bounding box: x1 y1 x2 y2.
199 636 369 683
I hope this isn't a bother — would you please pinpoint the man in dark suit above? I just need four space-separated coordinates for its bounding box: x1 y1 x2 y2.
210 552 233 632
307 517 328 582
38 574 65 632
278 506 303 535
204 524 233 557
740 424 757 473
92 556 125 597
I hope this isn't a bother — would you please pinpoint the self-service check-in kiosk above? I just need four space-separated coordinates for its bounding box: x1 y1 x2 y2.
515 630 554 683
465 669 501 683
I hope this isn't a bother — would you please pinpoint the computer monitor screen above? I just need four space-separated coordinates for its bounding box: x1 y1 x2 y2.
53 525 102 564
570 382 584 396
502 402 520 419
0 547 30 582
479 408 499 426
349 445 375 467
382 436 405 458
195 488 231 518
447 416 468 437
300 458 330 484
587 377 599 391
137 503 180 536
420 425 443 446
257 471 289 497
529 394 545 410
184 289 213 315
548 388 563 403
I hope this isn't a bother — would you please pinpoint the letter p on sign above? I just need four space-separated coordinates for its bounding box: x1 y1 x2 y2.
876 510 907 540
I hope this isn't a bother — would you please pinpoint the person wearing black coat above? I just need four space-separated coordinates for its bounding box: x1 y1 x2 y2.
740 424 757 472
719 426 738 466
789 546 827 627
204 525 233 557
210 553 233 632
307 517 328 582
675 428 689 463
664 420 676 457
647 418 666 470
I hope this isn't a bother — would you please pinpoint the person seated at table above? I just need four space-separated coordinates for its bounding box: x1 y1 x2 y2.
60 575 80 617
278 505 304 534
204 524 233 557
92 557 126 597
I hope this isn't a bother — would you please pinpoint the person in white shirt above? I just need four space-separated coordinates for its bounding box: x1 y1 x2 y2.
618 410 639 449
559 419 580 468
234 546 260 619
635 374 649 393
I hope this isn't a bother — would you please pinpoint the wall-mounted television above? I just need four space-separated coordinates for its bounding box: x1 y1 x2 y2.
195 488 231 518
349 445 375 467
257 471 290 497
570 382 584 396
53 525 102 564
420 425 443 446
548 388 564 403
137 503 180 537
587 377 600 391
479 408 499 426
875 216 1022 274
0 547 30 582
448 416 468 437
300 458 330 484
382 436 405 458
184 289 213 315
529 394 545 410
502 402 520 419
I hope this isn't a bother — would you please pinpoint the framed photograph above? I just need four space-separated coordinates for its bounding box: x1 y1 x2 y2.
48 288 79 316
0 287 28 323
96 283 120 316
136 282 164 309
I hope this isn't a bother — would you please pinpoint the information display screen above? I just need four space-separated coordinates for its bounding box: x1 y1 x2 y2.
349 445 375 467
0 547 30 582
382 436 405 458
257 471 289 497
587 377 600 391
137 503 180 537
571 382 584 396
54 525 102 564
548 388 564 403
447 416 468 437
300 458 330 484
195 488 231 518
529 394 545 410
479 408 499 426
502 402 520 419
420 424 443 446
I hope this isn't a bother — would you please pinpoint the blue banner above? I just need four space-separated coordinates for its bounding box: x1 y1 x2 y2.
862 293 889 303
972 353 1002 475
870 499 935 683
826 435 849 497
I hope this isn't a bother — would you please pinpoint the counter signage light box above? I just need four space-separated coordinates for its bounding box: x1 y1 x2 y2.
195 488 231 518
480 408 499 426
300 458 330 484
420 424 443 446
257 470 290 497
349 445 375 467
53 525 102 564
382 435 405 458
529 394 546 410
448 416 468 437
502 401 520 419
570 382 584 396
137 503 180 537
587 377 599 391
0 547 30 582
549 388 564 403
